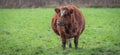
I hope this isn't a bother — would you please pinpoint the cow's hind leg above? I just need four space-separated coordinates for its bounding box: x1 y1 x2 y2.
74 36 79 49
69 38 72 48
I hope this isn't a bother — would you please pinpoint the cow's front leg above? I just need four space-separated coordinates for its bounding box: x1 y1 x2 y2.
61 37 66 50
57 26 66 50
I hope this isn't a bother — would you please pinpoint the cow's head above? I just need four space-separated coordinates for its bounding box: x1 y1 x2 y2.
55 6 73 26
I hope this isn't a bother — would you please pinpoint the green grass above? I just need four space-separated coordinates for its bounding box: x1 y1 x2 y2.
0 8 120 55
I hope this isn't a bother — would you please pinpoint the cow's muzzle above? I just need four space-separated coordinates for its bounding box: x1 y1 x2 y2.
57 21 65 26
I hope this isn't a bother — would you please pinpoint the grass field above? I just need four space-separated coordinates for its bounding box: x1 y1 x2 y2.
0 8 120 55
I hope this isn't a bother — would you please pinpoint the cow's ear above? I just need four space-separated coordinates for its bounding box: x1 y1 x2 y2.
55 8 60 14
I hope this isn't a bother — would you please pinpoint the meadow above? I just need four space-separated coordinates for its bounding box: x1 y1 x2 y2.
0 8 120 55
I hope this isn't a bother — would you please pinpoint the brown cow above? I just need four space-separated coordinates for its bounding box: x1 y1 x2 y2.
51 5 85 50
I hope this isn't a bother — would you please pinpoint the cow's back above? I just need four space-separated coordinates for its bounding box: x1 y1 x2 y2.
51 14 60 35
69 5 85 36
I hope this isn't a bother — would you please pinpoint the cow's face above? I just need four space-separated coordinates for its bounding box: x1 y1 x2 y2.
55 7 73 26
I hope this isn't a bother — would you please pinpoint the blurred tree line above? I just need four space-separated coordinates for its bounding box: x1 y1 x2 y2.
0 0 120 8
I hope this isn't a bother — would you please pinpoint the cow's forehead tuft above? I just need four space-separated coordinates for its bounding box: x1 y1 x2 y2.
60 10 65 16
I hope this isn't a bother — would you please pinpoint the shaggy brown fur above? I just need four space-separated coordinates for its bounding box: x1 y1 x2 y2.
51 5 85 50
